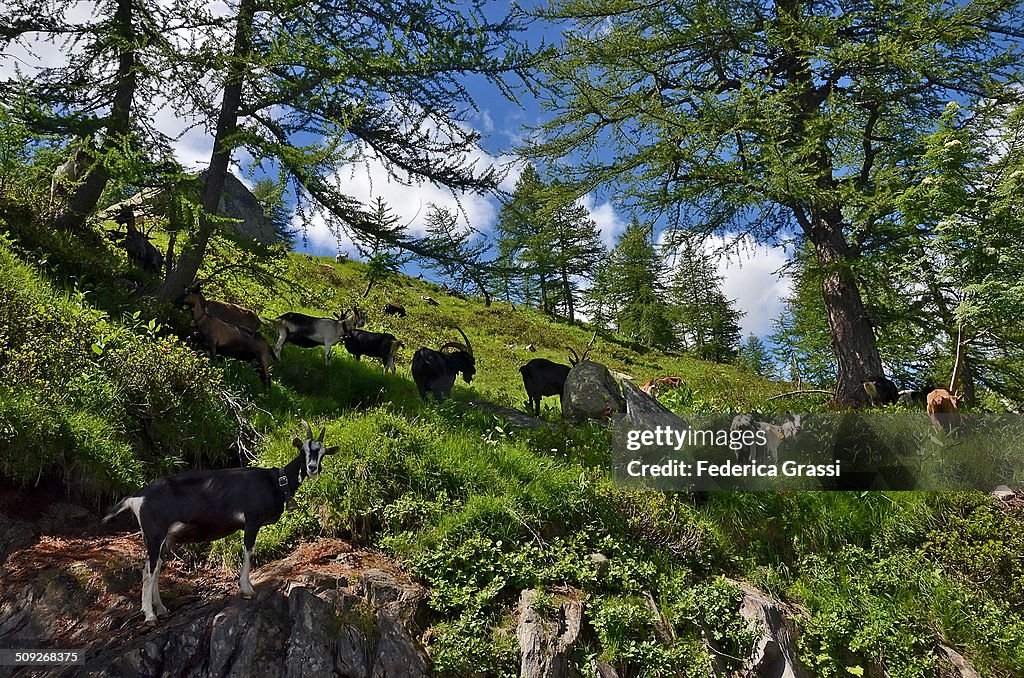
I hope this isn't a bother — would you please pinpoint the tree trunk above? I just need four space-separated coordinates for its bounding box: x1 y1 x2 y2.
54 0 136 232
808 209 884 405
561 265 574 322
155 0 255 301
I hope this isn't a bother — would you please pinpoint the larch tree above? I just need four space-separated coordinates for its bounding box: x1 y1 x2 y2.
527 0 1024 405
667 236 743 362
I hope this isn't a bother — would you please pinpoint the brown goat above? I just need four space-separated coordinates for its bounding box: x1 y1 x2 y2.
639 376 684 398
182 290 273 386
926 389 961 434
178 283 261 334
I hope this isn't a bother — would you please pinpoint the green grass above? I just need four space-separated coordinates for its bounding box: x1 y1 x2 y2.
2 192 1024 677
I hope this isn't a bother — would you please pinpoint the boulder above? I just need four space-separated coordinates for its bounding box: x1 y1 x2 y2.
562 361 626 423
729 581 810 678
618 380 689 431
992 485 1016 501
936 643 982 678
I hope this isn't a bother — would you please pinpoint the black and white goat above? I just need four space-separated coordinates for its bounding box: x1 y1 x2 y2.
50 142 91 201
411 327 475 401
104 422 338 624
272 306 367 363
342 329 402 373
729 412 804 464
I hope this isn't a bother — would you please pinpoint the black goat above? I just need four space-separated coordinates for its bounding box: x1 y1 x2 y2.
383 302 406 317
104 422 338 624
411 327 475 401
520 359 571 417
118 207 163 274
518 334 595 416
342 329 402 373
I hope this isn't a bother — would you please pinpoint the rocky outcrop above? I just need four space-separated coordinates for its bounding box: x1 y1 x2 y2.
618 380 689 431
730 581 810 678
98 171 276 246
0 537 430 677
562 361 626 423
516 589 583 678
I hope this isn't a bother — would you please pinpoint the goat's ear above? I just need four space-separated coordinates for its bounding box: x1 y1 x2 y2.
324 446 340 456
292 437 303 449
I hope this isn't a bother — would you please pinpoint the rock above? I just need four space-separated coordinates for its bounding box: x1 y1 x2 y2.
563 361 626 423
97 170 276 245
936 643 982 678
458 400 559 430
729 581 810 678
618 380 688 432
516 588 583 678
0 536 430 677
590 658 620 678
992 485 1016 501
0 515 36 565
588 553 610 575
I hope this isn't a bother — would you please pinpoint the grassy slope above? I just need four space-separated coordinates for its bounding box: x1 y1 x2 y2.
2 199 1023 677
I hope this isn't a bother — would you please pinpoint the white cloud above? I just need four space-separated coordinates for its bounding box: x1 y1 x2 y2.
581 194 627 248
703 234 792 337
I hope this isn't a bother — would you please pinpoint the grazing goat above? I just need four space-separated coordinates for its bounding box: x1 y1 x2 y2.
117 207 163 274
927 389 961 434
730 412 804 464
177 282 262 334
520 359 572 417
422 295 440 307
862 376 898 407
335 253 348 264
181 289 273 385
342 329 402 373
50 143 91 201
104 422 337 624
518 335 595 416
383 302 407 317
639 376 684 398
272 307 366 363
412 327 475 401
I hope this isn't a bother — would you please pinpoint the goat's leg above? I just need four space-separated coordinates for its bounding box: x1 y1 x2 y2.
273 332 287 361
239 525 259 599
151 555 169 616
141 537 162 624
324 342 332 365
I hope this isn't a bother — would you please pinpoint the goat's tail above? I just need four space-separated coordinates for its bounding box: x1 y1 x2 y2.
103 496 141 524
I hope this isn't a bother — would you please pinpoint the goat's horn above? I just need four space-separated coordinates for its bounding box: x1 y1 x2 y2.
440 342 467 353
302 420 313 440
319 426 326 442
568 347 579 365
455 327 472 356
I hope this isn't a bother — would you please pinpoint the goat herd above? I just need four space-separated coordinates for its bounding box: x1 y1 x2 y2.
99 285 966 627
176 283 477 402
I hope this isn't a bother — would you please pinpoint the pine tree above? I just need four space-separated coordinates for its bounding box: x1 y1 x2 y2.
496 164 558 312
608 220 675 348
737 334 772 377
667 237 743 362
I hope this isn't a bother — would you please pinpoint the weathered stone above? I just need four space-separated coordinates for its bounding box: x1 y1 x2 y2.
729 581 810 678
563 361 626 423
516 588 583 678
936 643 982 678
0 515 35 565
992 485 1016 501
98 170 276 245
618 380 688 432
588 553 610 575
590 658 619 678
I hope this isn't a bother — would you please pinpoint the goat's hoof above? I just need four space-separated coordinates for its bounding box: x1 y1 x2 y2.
145 618 158 627
241 591 255 600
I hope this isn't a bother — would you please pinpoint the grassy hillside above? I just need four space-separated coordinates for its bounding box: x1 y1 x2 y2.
2 198 1023 677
